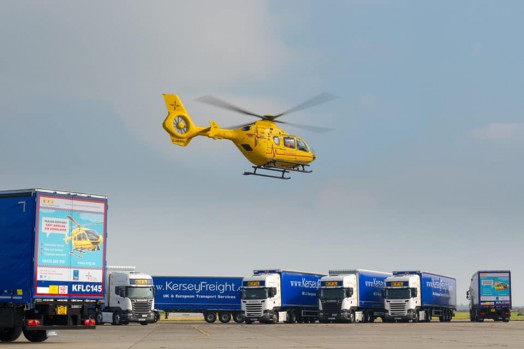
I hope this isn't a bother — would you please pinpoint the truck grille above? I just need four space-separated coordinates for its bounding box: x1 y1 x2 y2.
132 300 152 314
245 304 263 317
389 302 407 316
321 302 341 314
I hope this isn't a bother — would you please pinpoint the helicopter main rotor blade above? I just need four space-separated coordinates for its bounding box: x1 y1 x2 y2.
67 215 81 228
196 95 264 119
273 93 338 119
274 120 333 133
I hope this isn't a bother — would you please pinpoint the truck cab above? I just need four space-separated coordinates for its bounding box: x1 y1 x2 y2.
240 273 281 324
384 274 422 322
318 275 356 322
98 268 157 325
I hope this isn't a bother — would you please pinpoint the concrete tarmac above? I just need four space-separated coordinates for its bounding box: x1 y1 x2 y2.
8 321 524 348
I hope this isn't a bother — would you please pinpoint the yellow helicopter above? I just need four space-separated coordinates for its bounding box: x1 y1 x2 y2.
162 93 336 179
64 216 103 258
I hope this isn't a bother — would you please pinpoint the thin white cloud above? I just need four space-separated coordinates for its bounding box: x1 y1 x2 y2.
471 123 524 141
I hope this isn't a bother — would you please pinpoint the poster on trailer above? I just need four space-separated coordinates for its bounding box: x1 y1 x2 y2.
35 195 106 298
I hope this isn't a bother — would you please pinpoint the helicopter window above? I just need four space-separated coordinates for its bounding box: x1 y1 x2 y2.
284 137 295 149
86 230 99 241
273 137 280 146
297 139 309 152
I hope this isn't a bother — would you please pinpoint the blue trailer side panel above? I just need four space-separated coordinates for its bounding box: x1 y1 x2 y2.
357 271 388 309
153 276 243 311
280 272 322 309
478 271 511 307
420 273 457 308
0 194 36 304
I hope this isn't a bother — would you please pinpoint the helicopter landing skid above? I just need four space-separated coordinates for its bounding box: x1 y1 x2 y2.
243 163 312 180
244 166 291 180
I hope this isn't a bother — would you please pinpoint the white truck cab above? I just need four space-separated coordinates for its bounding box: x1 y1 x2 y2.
97 266 157 325
240 273 281 323
318 274 357 322
384 274 422 322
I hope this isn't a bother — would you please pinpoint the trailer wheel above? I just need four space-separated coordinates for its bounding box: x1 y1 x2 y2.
203 312 217 323
233 313 244 323
112 310 123 325
219 312 231 323
22 329 48 343
0 327 22 342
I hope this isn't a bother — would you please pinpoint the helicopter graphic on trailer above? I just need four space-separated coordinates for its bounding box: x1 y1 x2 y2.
162 93 337 179
64 215 103 258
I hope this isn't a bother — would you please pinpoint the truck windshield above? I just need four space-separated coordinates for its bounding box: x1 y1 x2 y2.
385 288 411 299
126 286 154 299
320 288 345 300
242 288 268 300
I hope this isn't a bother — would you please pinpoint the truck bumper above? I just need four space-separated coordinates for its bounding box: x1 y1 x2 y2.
123 312 156 323
319 310 351 322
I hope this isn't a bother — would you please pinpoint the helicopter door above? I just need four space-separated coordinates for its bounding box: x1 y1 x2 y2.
282 137 297 163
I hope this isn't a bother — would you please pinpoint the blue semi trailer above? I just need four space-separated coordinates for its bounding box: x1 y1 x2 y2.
0 189 107 342
240 269 324 324
384 271 456 322
318 269 391 323
153 276 244 323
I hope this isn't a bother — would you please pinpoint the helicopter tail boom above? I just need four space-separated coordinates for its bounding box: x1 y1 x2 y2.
163 94 208 146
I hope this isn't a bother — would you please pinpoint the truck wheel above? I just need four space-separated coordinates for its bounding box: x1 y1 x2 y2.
95 311 103 325
0 327 22 342
349 310 355 323
425 310 431 322
503 317 510 322
245 319 253 324
219 312 231 323
233 313 244 323
286 310 296 323
112 310 123 325
203 312 217 323
22 329 48 343
272 311 279 324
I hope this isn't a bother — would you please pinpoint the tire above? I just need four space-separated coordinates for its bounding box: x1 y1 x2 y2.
272 310 279 324
425 310 431 322
362 311 368 323
112 310 123 325
95 311 103 325
219 312 231 323
286 310 296 324
203 312 217 323
140 322 148 325
23 329 48 343
0 327 23 342
233 313 244 323
349 310 356 323
245 319 253 324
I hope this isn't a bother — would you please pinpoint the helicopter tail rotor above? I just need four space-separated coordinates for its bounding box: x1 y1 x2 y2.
163 94 208 147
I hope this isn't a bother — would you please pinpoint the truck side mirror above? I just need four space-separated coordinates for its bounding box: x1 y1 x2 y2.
466 290 471 300
346 288 354 298
411 288 418 297
268 288 277 298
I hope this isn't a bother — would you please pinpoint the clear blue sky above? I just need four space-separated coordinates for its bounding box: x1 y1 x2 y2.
1 1 523 306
